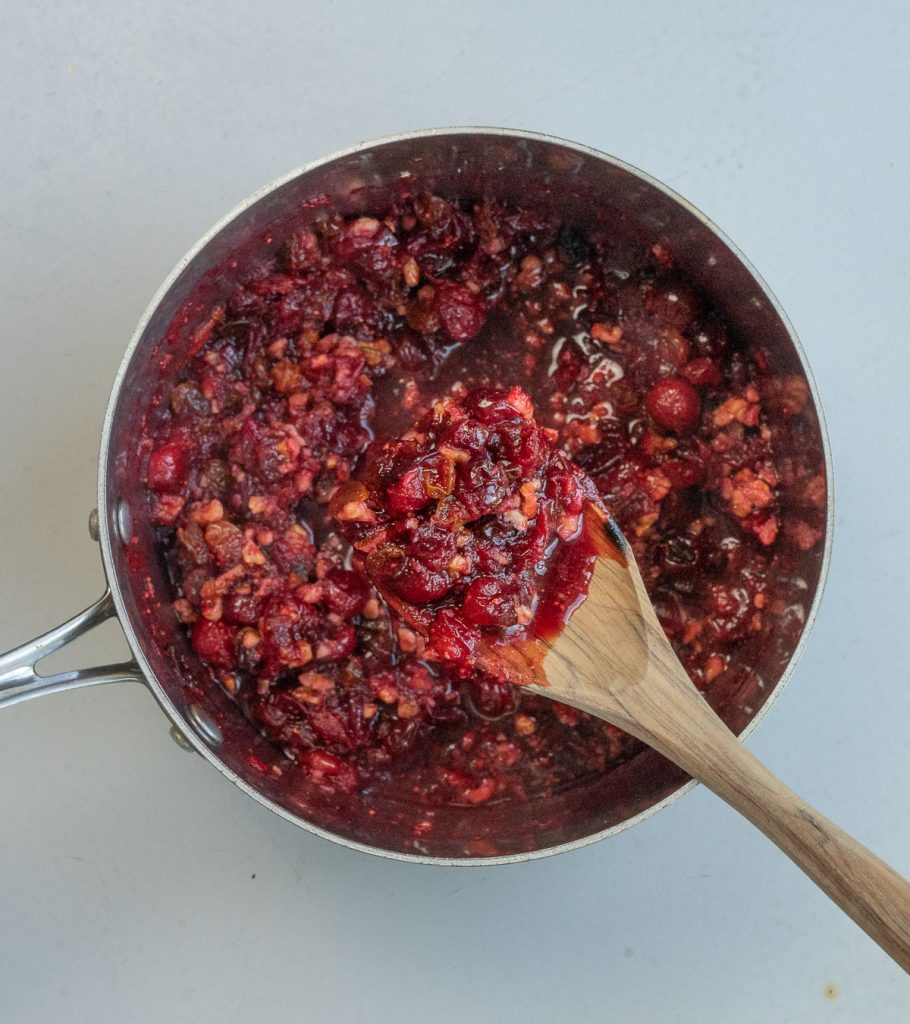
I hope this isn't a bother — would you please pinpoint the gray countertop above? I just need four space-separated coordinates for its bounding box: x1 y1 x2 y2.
1 2 908 1020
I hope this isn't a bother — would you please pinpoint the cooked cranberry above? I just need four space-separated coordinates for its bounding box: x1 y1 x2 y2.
433 281 487 341
299 750 360 794
462 576 520 627
313 622 354 663
466 676 516 719
260 594 322 668
455 458 509 516
147 442 187 492
338 388 605 681
333 286 392 339
427 610 480 669
407 521 458 565
681 357 723 388
646 278 701 331
386 468 433 515
277 229 321 273
222 591 262 625
393 559 452 604
393 328 430 371
330 217 400 283
145 189 824 818
191 619 235 669
376 716 422 758
660 458 704 489
439 419 489 454
464 387 524 425
322 568 369 619
645 377 701 434
499 420 548 475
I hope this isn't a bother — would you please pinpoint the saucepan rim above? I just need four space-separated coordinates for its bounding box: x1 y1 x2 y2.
96 126 834 865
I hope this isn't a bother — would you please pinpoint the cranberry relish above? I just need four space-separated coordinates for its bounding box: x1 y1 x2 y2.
143 192 825 806
332 386 604 676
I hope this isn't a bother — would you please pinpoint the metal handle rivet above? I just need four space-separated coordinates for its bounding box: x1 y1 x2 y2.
114 499 133 544
186 703 223 747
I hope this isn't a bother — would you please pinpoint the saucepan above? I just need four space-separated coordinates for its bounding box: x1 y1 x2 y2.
0 128 832 863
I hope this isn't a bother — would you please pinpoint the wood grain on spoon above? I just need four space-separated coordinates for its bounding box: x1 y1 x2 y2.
495 502 910 973
379 501 910 971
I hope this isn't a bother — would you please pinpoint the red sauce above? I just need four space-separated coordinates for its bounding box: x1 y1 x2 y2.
142 194 826 809
332 385 607 678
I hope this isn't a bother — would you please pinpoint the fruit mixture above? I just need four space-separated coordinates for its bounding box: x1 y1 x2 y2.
332 385 605 678
142 192 826 806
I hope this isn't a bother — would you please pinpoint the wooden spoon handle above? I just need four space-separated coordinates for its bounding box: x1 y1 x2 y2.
615 663 910 973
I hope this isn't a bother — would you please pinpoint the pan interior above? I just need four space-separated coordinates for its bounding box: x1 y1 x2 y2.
100 130 829 861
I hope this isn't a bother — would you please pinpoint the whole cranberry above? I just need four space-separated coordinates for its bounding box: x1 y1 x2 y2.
680 357 723 388
392 328 430 371
191 618 235 669
645 377 701 434
147 441 187 493
433 281 487 342
386 467 432 515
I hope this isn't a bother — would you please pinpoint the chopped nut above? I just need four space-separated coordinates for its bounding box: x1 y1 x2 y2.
590 322 623 346
501 508 529 531
241 538 267 565
402 257 420 288
713 394 760 428
173 598 197 623
703 655 726 684
722 468 774 518
190 499 224 525
271 360 302 393
248 495 269 515
397 699 419 719
514 714 536 736
397 626 419 652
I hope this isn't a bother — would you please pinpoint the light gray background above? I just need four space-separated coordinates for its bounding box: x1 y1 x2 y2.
1 2 908 1021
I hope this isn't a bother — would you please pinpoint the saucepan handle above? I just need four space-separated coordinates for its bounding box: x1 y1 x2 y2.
0 588 146 710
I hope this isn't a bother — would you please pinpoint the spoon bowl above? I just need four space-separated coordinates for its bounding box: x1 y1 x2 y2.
473 502 910 972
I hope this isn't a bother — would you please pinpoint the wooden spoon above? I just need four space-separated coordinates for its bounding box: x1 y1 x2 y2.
383 503 910 971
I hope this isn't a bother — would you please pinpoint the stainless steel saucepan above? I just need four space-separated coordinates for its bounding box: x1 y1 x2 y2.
0 128 833 864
